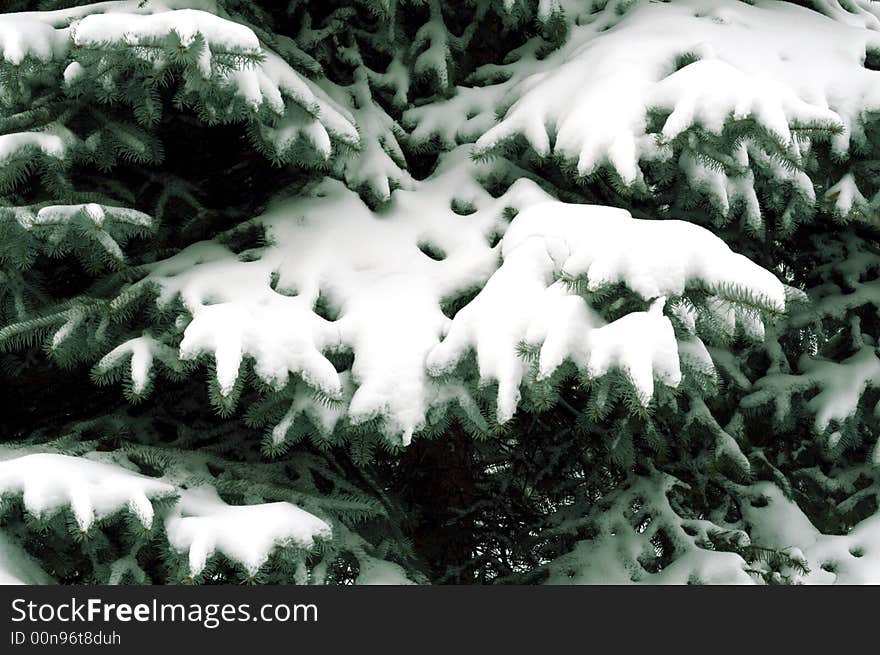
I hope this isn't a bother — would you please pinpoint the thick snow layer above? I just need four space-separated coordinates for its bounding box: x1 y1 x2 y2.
826 173 869 218
410 0 880 224
0 15 69 65
427 201 784 419
480 0 880 162
112 148 784 440
165 486 331 576
0 453 174 530
0 3 358 155
145 150 531 442
0 124 77 163
72 9 259 54
0 451 331 577
0 0 221 63
501 202 785 304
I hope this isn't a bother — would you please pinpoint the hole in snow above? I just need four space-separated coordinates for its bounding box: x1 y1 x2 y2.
325 348 354 373
418 241 446 261
865 49 880 72
440 286 481 320
450 198 477 215
480 175 512 199
218 222 265 254
313 293 341 322
682 524 699 537
749 495 769 508
821 561 838 573
645 107 672 135
128 454 164 478
408 150 440 181
269 271 298 297
639 530 675 574
850 546 865 558
487 230 503 249
237 249 261 262
671 51 701 73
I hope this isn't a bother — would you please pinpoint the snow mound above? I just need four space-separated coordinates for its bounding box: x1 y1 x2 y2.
0 453 174 531
0 124 78 164
457 0 880 225
428 201 784 420
165 486 331 576
106 148 784 440
0 2 358 159
0 451 331 578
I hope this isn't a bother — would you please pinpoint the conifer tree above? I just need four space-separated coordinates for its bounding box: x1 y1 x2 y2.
1 0 879 584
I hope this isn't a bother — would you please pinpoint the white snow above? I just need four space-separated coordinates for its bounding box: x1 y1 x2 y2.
0 1 223 63
458 0 880 224
428 200 783 420
106 147 785 439
0 451 331 578
0 15 69 64
165 486 331 576
0 453 174 531
0 124 77 162
94 334 180 394
0 2 359 156
742 481 880 584
826 172 869 218
534 471 880 584
72 9 260 54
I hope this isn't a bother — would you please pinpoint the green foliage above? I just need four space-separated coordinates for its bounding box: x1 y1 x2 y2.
3 0 880 585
